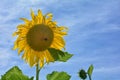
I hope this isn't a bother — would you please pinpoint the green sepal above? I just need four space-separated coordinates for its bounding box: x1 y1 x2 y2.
0 66 33 80
47 71 71 80
87 64 94 76
48 48 73 62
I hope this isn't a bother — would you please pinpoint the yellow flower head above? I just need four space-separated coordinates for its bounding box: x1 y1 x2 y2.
13 9 67 67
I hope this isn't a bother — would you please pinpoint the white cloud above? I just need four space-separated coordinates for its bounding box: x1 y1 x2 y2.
95 66 120 73
0 49 15 67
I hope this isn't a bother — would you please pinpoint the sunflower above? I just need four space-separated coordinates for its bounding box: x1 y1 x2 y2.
13 9 67 67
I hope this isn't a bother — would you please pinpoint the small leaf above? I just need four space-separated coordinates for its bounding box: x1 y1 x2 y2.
48 48 73 62
87 65 94 76
78 69 87 79
47 71 71 80
1 66 32 80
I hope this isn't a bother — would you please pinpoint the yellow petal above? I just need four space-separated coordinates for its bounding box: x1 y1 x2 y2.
29 52 35 67
12 32 18 36
39 59 44 67
18 39 26 55
39 53 44 67
20 18 30 24
51 36 65 49
45 13 53 23
38 9 42 17
45 50 54 63
31 9 35 20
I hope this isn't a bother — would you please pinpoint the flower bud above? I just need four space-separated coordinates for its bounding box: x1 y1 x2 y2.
78 69 87 79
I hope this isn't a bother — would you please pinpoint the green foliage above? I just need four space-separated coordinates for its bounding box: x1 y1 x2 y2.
87 65 94 80
48 48 73 62
47 71 71 80
78 69 87 79
87 65 94 76
0 66 33 80
78 65 94 80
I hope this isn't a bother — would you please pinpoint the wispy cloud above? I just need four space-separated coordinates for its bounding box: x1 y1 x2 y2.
95 66 120 73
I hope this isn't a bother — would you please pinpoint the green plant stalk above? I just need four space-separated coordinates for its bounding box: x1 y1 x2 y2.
36 64 40 80
88 75 92 80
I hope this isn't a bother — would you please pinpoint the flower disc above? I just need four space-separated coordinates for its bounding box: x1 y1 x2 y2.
26 24 54 51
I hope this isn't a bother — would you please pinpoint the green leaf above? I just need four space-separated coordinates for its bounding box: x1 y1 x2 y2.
1 66 33 80
48 48 73 62
87 65 94 76
47 71 71 80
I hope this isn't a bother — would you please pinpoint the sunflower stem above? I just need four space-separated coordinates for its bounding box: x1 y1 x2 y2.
36 63 41 80
88 75 92 80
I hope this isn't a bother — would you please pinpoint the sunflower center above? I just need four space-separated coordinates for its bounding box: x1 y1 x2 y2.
26 24 54 51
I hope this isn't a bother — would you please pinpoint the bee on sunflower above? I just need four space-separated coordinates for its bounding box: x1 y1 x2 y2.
13 9 67 68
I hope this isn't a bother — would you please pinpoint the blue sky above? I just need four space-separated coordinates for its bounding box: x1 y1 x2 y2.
0 0 120 80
